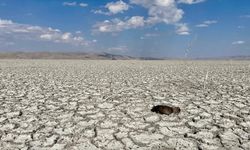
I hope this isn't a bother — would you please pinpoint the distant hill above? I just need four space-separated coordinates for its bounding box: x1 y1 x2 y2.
192 56 250 60
225 56 250 60
0 52 136 60
0 52 249 60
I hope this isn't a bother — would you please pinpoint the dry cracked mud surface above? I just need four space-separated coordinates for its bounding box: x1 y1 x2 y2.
0 60 250 150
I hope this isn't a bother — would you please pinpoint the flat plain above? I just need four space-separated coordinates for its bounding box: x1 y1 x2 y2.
0 60 249 150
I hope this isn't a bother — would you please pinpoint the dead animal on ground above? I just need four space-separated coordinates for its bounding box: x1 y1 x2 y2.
151 105 181 115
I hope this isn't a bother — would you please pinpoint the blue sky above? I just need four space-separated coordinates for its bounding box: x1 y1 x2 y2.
0 0 250 57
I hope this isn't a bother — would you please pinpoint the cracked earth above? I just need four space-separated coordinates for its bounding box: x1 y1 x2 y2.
0 60 250 150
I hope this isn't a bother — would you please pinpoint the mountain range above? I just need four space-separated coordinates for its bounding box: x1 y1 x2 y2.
0 52 249 60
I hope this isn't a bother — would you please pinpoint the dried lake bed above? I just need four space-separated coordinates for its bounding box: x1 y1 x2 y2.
0 60 249 150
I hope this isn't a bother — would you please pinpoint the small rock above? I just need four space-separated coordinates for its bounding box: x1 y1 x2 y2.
151 105 180 115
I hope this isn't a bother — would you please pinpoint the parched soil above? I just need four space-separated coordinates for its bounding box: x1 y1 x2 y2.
0 60 249 150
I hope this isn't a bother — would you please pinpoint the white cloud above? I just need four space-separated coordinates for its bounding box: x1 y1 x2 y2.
232 41 245 45
40 34 53 40
178 0 206 4
27 26 43 31
13 28 31 33
92 10 110 15
203 20 217 24
0 19 13 25
131 0 184 25
0 19 13 27
0 18 89 46
196 20 217 27
175 23 190 35
196 24 208 27
63 2 88 7
127 16 145 27
93 0 129 15
106 0 129 14
63 2 77 6
61 32 72 40
94 0 206 35
79 3 88 7
94 16 145 33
